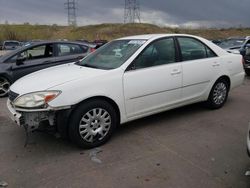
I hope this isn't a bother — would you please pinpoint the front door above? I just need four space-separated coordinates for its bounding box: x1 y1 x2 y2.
11 43 56 81
123 37 182 118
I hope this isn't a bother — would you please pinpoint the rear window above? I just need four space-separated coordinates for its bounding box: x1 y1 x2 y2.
4 42 19 46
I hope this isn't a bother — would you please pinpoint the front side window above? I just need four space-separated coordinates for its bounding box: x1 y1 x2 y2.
19 44 53 61
78 40 146 70
134 38 176 69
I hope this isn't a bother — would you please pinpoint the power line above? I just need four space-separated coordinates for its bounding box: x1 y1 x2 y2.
64 0 77 26
124 0 141 24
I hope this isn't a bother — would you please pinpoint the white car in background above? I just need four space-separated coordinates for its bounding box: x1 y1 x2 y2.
7 34 245 148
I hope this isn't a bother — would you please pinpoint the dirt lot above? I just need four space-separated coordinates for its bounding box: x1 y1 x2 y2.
0 78 250 188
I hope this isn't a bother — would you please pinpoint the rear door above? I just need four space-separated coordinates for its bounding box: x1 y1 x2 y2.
176 37 220 101
55 43 89 63
11 43 57 81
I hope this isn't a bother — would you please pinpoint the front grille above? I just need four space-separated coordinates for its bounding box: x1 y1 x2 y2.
8 90 19 102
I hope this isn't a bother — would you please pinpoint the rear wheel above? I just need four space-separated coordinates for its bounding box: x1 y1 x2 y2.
69 99 118 148
0 77 10 97
206 79 229 109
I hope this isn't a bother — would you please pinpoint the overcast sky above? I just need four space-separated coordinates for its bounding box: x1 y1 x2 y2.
0 0 249 28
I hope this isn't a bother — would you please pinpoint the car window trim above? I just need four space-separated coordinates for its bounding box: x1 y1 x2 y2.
125 36 180 72
175 36 218 62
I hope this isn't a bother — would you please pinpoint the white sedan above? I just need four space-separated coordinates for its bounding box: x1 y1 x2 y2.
7 34 245 148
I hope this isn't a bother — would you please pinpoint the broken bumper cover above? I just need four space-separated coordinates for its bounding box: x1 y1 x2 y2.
7 99 23 126
7 99 71 132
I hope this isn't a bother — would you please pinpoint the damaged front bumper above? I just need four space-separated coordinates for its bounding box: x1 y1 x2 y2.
7 99 70 132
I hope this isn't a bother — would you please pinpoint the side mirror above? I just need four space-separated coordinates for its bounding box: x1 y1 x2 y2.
16 56 26 65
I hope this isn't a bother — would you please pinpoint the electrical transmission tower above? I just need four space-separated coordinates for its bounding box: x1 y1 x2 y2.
124 0 141 23
64 0 77 26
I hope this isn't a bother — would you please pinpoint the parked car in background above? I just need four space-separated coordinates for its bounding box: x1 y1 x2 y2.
7 34 244 148
247 123 250 157
211 39 224 46
0 42 3 50
93 40 108 49
240 43 250 76
218 37 250 54
76 39 89 43
2 40 20 50
0 41 93 96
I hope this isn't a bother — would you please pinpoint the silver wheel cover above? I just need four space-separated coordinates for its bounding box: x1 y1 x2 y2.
213 82 227 105
79 108 111 143
0 77 10 97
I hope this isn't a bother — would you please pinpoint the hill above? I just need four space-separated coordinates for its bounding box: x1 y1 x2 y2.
0 23 250 41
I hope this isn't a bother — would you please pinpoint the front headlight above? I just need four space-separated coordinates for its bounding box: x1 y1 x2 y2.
14 91 61 109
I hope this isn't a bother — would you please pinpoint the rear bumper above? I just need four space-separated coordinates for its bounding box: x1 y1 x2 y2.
230 71 245 89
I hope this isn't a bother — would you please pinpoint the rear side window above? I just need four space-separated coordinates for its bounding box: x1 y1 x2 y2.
57 44 85 56
178 37 216 61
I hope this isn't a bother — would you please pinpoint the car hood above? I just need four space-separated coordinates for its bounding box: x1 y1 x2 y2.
10 63 106 95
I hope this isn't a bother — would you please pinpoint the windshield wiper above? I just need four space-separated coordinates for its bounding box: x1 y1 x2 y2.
80 63 100 69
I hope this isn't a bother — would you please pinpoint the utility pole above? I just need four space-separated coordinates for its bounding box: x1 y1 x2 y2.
124 0 141 23
64 0 77 26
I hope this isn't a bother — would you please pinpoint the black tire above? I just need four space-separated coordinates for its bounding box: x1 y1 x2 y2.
69 99 118 149
245 69 250 76
0 76 11 97
206 79 229 109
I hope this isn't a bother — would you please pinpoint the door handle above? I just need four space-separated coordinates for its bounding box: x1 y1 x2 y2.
171 69 181 75
212 62 220 67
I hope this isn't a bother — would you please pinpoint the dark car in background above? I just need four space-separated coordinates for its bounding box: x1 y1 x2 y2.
218 37 250 54
0 41 93 96
93 40 108 49
2 40 21 50
0 42 3 50
240 43 250 76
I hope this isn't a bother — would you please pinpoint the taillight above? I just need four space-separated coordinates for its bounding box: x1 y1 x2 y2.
90 48 95 53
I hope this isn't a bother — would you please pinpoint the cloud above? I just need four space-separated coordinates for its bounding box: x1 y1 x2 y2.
0 0 249 28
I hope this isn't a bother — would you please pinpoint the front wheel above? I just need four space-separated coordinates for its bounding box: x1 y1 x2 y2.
0 77 10 97
206 79 229 109
69 99 118 149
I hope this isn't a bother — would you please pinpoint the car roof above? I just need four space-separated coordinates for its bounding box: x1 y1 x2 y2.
24 40 91 46
227 36 250 40
3 40 20 43
0 40 93 62
117 34 198 41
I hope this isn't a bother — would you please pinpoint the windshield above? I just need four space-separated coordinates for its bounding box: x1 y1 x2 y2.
218 39 245 48
78 39 146 70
